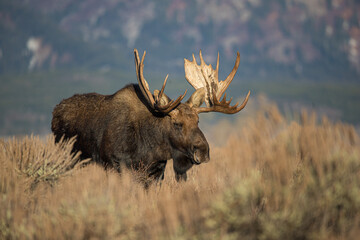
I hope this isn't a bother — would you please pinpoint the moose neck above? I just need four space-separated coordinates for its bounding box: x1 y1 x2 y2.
131 84 174 162
138 112 173 162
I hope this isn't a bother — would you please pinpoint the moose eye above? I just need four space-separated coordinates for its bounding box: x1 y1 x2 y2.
174 122 183 129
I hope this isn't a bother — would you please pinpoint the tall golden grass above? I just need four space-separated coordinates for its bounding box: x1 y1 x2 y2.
1 100 359 239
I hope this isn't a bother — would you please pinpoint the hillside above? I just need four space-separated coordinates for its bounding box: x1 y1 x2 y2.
0 2 128 73
1 0 360 136
1 0 359 79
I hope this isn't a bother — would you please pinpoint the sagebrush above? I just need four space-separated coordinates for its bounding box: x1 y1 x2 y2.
1 102 359 240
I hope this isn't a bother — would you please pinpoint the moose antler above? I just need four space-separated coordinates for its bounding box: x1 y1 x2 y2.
184 50 250 114
134 49 187 114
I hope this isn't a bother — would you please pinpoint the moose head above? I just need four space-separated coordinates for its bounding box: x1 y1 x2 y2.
133 49 250 181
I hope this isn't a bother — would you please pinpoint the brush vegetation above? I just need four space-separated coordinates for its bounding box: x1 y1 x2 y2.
1 101 360 239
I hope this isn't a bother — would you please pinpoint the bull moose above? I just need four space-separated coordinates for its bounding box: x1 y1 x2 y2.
51 49 250 182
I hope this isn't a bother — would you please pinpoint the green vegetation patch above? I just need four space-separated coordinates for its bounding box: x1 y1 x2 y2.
241 80 360 124
1 70 360 135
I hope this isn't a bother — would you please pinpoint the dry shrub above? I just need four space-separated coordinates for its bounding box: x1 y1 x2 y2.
27 165 141 239
1 135 85 190
0 135 83 239
207 100 360 240
1 99 360 239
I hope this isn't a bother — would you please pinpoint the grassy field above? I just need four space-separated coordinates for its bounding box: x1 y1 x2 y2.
1 102 360 239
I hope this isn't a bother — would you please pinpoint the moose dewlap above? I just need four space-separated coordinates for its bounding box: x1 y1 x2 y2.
51 49 250 183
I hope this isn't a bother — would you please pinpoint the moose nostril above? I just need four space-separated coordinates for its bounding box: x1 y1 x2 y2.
193 144 210 163
193 145 203 153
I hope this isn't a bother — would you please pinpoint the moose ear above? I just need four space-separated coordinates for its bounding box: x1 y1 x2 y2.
186 87 205 108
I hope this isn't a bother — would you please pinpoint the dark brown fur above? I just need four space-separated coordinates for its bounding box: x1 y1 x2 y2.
52 84 209 182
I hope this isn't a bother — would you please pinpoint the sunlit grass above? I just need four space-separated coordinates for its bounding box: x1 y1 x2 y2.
1 101 359 239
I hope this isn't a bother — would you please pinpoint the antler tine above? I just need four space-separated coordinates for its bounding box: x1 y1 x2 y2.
199 50 205 66
237 90 251 111
215 52 219 80
134 49 187 114
154 74 187 113
134 49 155 107
216 52 240 99
220 93 233 105
184 49 250 114
196 90 250 114
157 74 168 101
192 53 197 63
156 89 188 113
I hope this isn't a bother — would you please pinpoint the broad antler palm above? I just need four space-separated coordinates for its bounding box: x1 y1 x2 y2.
184 50 250 114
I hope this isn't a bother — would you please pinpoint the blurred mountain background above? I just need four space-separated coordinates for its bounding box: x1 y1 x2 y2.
1 0 360 135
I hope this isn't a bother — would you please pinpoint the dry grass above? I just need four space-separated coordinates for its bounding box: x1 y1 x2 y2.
1 100 360 239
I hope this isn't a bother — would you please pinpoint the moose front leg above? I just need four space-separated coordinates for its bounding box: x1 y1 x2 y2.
147 160 167 181
175 171 187 182
173 154 193 182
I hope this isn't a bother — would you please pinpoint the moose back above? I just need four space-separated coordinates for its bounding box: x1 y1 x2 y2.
51 49 250 182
